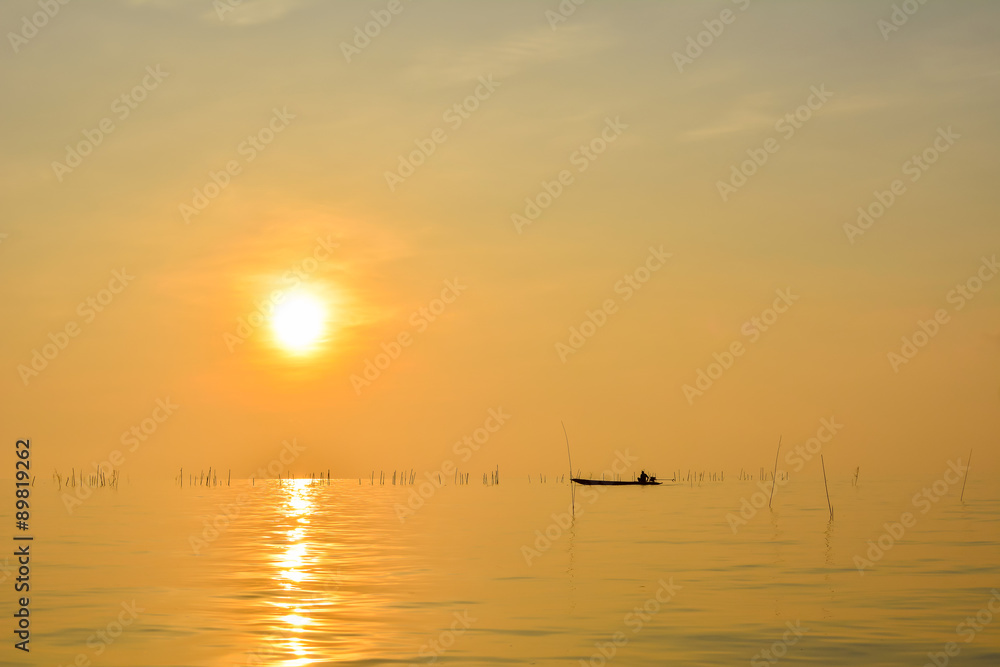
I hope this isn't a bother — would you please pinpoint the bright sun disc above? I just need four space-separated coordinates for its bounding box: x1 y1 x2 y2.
272 293 327 353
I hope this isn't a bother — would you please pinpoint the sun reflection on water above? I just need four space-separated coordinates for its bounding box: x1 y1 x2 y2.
273 480 318 666
219 478 398 666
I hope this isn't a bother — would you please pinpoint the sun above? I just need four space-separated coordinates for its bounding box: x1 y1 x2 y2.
271 292 328 354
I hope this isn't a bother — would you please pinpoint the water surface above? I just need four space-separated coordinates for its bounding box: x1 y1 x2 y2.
7 476 1000 666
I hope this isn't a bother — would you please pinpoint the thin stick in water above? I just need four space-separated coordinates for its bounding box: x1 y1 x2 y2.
821 454 833 521
768 435 782 509
960 448 972 502
561 420 575 518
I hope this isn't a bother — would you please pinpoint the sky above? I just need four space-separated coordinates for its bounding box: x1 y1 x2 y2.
1 0 998 481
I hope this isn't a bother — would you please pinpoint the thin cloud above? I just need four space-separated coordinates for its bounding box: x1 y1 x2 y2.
400 23 613 88
677 91 898 144
122 0 312 25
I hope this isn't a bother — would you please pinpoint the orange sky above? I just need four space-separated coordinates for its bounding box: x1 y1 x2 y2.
1 0 998 480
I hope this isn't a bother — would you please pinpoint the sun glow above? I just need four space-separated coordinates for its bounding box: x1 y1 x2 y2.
271 292 328 354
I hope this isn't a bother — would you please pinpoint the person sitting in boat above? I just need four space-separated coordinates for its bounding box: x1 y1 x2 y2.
638 470 649 483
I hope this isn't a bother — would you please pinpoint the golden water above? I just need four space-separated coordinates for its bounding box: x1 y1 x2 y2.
6 477 999 666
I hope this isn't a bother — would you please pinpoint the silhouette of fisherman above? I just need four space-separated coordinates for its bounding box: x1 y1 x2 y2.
638 470 649 483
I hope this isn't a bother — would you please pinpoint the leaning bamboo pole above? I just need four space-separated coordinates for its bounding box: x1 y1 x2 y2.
562 421 575 518
960 449 972 502
768 436 782 509
821 455 833 521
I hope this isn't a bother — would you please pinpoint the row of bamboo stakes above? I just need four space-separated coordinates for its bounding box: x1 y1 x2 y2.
54 447 978 516
53 467 119 490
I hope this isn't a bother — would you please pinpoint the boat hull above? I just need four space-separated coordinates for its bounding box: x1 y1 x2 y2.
570 478 661 486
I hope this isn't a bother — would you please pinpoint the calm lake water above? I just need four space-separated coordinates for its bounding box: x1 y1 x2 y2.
5 475 1000 666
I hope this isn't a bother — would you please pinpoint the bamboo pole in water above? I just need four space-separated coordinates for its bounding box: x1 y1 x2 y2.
769 436 782 509
960 449 972 502
821 454 834 521
561 421 575 518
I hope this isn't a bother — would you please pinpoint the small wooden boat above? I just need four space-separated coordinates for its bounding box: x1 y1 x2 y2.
571 478 661 486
